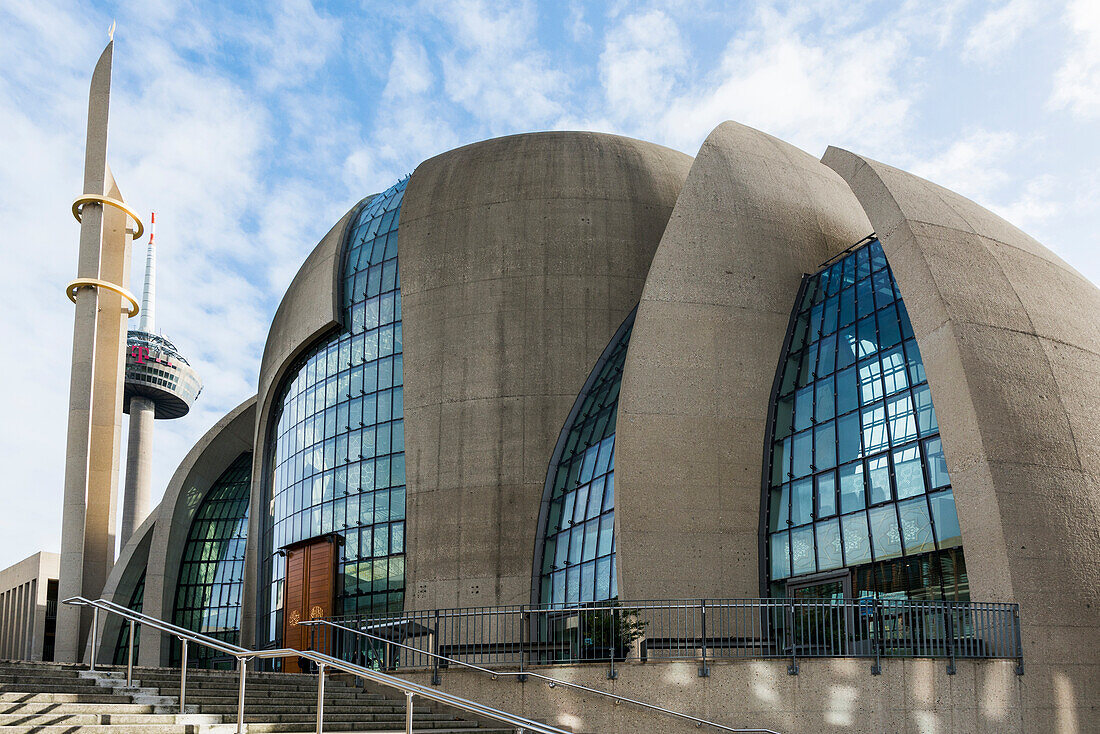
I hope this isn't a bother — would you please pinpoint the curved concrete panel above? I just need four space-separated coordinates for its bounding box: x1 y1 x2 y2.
93 512 153 664
138 396 256 664
398 131 693 608
823 147 1100 729
615 122 872 600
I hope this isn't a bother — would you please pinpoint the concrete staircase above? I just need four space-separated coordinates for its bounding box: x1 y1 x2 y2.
0 661 516 733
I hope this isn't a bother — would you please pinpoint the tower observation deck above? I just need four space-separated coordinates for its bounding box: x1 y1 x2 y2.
121 213 201 544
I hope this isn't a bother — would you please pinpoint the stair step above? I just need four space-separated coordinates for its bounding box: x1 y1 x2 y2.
0 692 137 704
0 703 156 714
0 713 223 725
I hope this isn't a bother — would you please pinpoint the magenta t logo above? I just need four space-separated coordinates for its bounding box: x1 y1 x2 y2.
130 345 150 364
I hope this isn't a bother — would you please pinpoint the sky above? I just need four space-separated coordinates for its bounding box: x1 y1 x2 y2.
0 0 1098 569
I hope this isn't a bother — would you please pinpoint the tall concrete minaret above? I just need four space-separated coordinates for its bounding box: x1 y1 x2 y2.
120 213 202 546
57 33 144 663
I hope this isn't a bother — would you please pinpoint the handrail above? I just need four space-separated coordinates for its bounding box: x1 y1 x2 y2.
302 618 782 734
63 597 569 734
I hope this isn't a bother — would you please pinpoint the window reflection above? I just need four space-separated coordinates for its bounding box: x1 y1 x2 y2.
764 239 968 600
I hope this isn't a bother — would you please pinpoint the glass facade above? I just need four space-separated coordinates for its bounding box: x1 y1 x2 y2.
764 239 968 601
538 315 632 607
112 569 145 665
262 179 407 644
172 452 251 666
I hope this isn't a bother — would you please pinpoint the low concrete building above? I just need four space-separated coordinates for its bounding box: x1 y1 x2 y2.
93 125 1100 733
0 552 59 661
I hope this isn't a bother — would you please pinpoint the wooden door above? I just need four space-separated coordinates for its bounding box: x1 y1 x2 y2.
282 536 337 669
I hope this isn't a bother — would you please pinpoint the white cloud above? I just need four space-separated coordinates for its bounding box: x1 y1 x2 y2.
599 10 688 123
247 0 342 91
1050 0 1100 117
384 36 433 98
908 129 1020 201
434 0 568 131
657 6 913 156
962 0 1040 65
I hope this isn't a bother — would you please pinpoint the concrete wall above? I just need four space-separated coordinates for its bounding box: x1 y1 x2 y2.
399 658 1037 734
242 203 364 647
615 122 872 600
823 147 1100 733
398 132 693 609
0 552 58 661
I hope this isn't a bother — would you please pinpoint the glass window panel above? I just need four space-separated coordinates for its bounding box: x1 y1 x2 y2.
904 339 925 384
771 438 791 486
770 532 791 580
839 462 865 513
815 421 836 470
791 526 816 576
816 519 844 571
837 323 858 369
792 431 813 479
837 411 861 465
858 358 883 404
925 437 950 489
898 497 936 555
794 387 814 432
868 505 903 561
893 445 924 499
836 366 859 415
887 393 918 444
822 297 839 336
841 513 872 565
866 453 891 504
839 287 856 327
878 304 902 348
769 485 790 532
930 490 963 549
815 471 837 518
861 402 888 454
791 478 814 526
913 384 937 435
815 377 835 423
857 315 878 358
881 346 908 395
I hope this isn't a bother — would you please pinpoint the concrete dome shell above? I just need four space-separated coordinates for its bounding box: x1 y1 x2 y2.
823 146 1100 726
397 131 693 609
615 121 873 601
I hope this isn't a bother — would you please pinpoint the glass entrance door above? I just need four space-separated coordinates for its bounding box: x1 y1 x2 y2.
785 572 853 655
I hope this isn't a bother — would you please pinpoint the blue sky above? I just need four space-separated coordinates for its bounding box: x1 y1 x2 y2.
1 0 1098 568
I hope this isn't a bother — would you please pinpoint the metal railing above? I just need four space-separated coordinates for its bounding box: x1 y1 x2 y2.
63 597 570 734
301 618 780 734
309 598 1023 679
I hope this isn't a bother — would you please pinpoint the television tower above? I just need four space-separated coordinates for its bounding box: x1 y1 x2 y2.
120 213 202 545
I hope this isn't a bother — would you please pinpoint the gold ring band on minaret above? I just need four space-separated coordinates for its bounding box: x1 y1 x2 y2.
65 278 141 318
72 194 145 240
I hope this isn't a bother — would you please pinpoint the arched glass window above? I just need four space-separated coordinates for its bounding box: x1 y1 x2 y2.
261 179 408 645
172 452 250 666
113 569 144 665
537 312 633 607
763 239 967 601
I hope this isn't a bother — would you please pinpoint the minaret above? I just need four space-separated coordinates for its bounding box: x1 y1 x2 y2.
57 34 144 663
120 213 202 546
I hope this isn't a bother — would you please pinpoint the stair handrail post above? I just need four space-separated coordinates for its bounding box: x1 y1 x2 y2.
405 691 414 734
315 662 326 734
236 656 247 734
90 606 99 671
179 638 188 712
126 619 135 686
